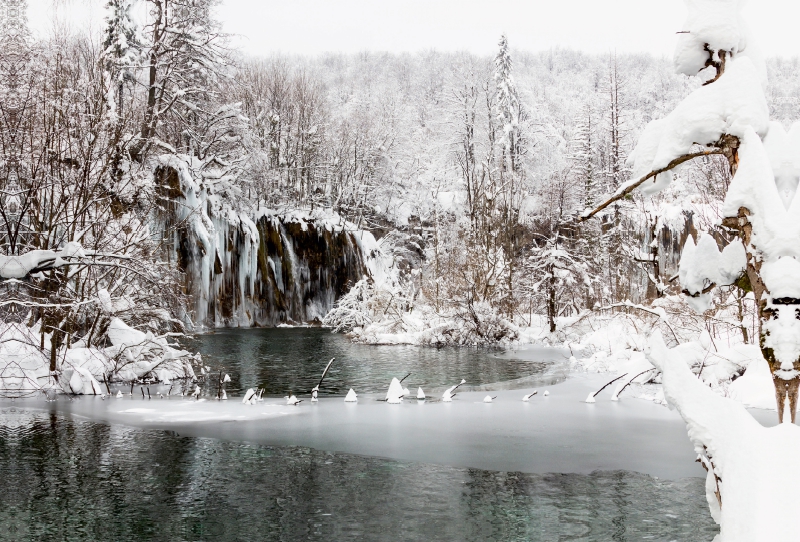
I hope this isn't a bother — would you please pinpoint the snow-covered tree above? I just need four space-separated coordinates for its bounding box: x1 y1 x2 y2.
570 105 598 208
101 0 140 121
494 34 522 174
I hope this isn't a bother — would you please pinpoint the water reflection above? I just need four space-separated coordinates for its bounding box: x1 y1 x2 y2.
187 328 568 397
0 409 718 541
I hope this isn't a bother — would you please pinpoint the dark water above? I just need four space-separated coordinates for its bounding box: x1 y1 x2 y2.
187 328 568 397
0 409 718 541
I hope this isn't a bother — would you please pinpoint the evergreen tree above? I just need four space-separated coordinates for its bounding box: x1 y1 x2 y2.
493 34 521 173
570 105 597 208
491 35 528 317
101 0 140 121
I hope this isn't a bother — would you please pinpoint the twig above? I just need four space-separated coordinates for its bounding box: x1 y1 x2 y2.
587 373 628 401
581 302 680 345
613 369 657 400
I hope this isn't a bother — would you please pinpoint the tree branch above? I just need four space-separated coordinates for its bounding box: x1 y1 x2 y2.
579 149 724 221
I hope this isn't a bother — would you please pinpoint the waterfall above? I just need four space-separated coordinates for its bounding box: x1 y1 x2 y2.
154 158 370 329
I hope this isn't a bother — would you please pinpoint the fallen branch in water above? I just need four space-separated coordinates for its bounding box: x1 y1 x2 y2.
611 368 658 401
585 373 628 403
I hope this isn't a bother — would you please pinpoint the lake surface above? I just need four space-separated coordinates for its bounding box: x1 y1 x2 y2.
0 329 719 540
187 327 569 397
0 408 718 541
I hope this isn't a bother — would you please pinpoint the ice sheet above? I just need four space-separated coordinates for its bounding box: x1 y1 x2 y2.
5 373 742 480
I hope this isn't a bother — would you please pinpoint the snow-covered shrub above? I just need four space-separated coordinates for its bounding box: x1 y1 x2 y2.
322 278 374 333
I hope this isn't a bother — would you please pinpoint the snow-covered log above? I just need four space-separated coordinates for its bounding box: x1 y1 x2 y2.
648 331 800 540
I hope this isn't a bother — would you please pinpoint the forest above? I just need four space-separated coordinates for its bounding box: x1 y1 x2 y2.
2 0 800 391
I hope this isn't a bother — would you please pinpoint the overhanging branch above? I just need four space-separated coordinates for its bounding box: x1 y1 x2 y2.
579 149 725 221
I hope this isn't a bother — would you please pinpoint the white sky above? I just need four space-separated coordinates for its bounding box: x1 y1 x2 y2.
26 0 800 58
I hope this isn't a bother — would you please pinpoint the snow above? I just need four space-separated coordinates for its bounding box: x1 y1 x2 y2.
625 56 768 197
0 242 92 279
763 121 800 209
679 233 746 311
648 331 800 540
723 127 787 235
760 258 800 299
721 126 800 367
442 379 465 402
762 306 800 372
242 388 256 404
729 356 777 409
109 401 300 423
385 377 405 403
68 371 84 395
674 0 749 77
19 373 715 480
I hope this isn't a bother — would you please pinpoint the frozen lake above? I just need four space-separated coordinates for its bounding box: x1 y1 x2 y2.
0 329 722 540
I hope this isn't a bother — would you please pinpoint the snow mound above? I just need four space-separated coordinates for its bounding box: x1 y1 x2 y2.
679 233 746 311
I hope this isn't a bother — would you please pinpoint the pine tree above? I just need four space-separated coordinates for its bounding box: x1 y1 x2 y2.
570 105 597 208
493 34 521 173
101 0 140 121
